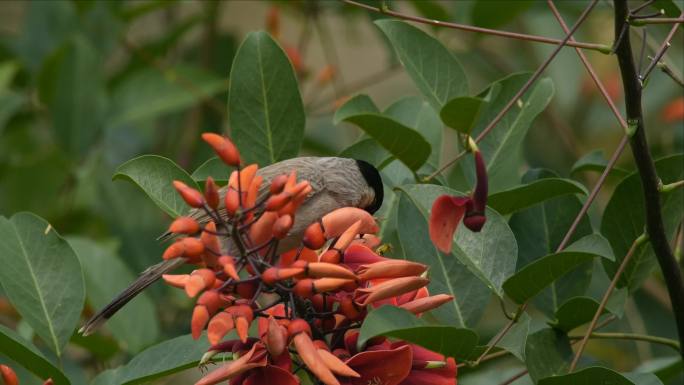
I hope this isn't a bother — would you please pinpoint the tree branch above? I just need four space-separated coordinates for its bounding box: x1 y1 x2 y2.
341 0 612 53
569 332 681 352
613 0 684 362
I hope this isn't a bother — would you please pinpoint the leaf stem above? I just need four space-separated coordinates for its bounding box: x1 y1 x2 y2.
568 332 681 351
631 17 684 25
639 13 682 85
569 233 649 372
613 0 684 363
660 180 684 193
340 0 611 54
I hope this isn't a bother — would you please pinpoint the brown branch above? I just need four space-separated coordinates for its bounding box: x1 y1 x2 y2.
341 0 612 53
613 0 684 362
631 17 684 25
569 233 648 371
640 14 683 85
426 0 600 181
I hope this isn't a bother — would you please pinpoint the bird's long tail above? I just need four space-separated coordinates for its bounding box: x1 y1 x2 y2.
79 258 186 336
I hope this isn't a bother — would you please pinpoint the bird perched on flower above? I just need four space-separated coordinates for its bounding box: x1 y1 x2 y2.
80 134 384 336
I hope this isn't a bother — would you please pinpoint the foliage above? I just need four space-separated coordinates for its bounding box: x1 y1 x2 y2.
0 1 682 385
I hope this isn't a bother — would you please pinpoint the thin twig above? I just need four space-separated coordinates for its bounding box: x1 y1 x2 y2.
631 17 684 25
640 13 682 85
657 62 684 87
547 0 632 250
500 369 528 385
614 0 684 362
341 0 612 53
568 332 680 351
569 233 649 371
426 0 600 182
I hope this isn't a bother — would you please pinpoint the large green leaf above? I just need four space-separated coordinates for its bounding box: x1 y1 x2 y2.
357 306 478 360
229 31 304 166
0 324 70 385
374 20 468 111
509 169 594 315
339 139 392 170
384 96 443 168
91 333 212 385
551 289 627 332
335 95 431 171
0 213 85 357
465 73 555 192
39 36 106 157
68 237 159 353
636 356 683 384
602 154 684 291
488 178 588 215
503 234 613 304
113 155 200 218
440 96 487 135
570 149 629 179
497 312 531 361
525 328 573 383
539 366 663 385
471 0 535 29
396 184 516 326
107 66 226 128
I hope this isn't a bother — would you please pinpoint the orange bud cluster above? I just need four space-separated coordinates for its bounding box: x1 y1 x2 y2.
158 133 456 385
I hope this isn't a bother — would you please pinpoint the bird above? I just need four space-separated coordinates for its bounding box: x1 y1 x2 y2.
79 157 384 336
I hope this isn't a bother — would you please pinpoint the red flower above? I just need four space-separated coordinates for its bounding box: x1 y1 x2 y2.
393 342 457 385
429 150 488 253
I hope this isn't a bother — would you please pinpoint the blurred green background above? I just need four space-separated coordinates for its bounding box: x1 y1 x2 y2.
0 1 682 384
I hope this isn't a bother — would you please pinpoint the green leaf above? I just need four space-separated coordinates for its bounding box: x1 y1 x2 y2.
570 149 629 179
636 356 683 384
108 66 226 128
497 312 531 361
191 157 232 185
0 213 85 357
409 0 450 21
539 366 663 385
333 94 379 123
503 234 613 304
396 184 516 326
471 0 534 29
339 139 393 170
384 96 443 168
91 333 213 385
525 328 573 382
68 237 159 353
551 289 627 332
0 324 70 385
509 168 594 315
488 178 588 215
229 31 305 166
113 155 200 218
466 73 555 192
0 90 23 135
602 154 684 291
39 36 106 157
357 306 478 360
374 20 468 110
335 98 431 171
440 96 487 135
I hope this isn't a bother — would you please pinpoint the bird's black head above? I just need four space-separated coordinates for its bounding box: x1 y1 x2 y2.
355 159 384 214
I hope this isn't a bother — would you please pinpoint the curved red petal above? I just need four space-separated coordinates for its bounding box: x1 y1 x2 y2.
242 366 299 385
429 195 468 253
345 345 412 385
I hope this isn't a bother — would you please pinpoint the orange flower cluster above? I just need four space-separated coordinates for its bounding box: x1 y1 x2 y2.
159 134 456 385
0 365 52 385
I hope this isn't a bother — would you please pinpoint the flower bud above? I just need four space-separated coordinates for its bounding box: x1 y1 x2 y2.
303 221 326 250
357 260 427 281
272 214 293 239
202 133 241 167
186 269 216 298
204 177 220 209
173 181 204 208
399 294 453 315
168 217 200 235
162 273 189 288
0 365 18 385
354 276 430 306
270 174 289 195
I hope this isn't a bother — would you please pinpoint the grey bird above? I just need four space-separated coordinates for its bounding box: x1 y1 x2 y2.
79 157 383 336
